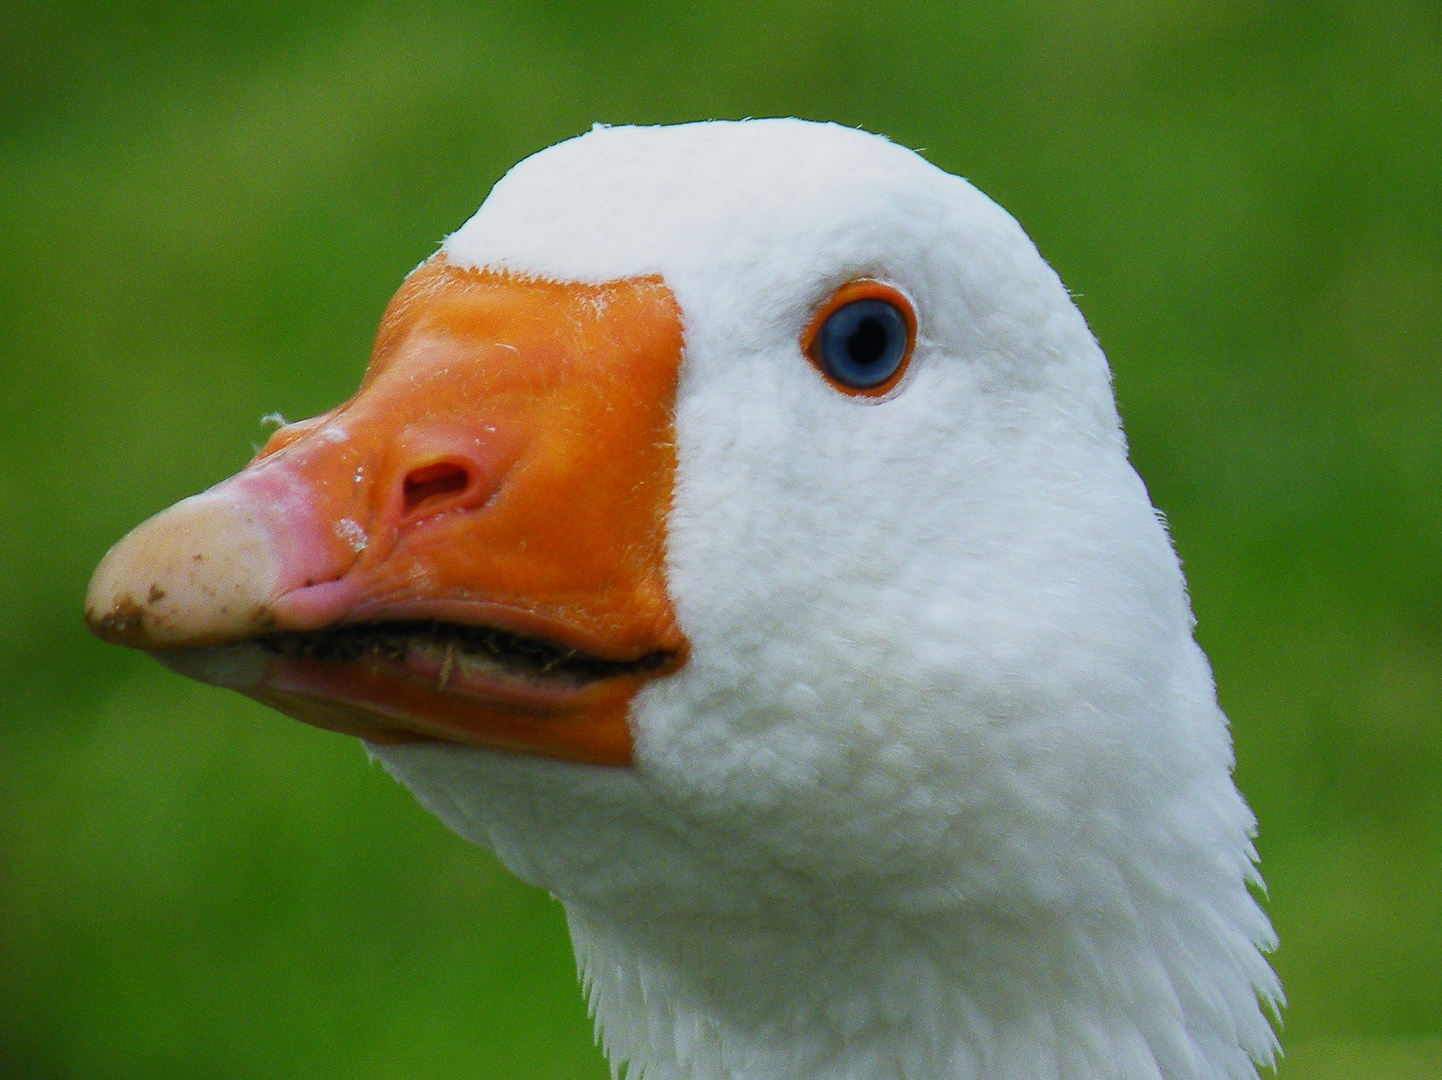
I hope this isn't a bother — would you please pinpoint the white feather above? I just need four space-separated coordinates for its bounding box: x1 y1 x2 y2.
376 119 1281 1080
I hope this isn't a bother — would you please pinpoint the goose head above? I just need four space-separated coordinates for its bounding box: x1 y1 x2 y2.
86 119 1280 1080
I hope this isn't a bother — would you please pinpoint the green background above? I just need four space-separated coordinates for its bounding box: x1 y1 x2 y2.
2 2 1438 1077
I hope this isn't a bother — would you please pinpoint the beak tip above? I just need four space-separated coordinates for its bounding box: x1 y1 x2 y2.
83 589 147 645
84 539 163 647
84 492 282 651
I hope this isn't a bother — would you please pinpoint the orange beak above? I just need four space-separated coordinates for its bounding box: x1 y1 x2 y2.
85 256 690 767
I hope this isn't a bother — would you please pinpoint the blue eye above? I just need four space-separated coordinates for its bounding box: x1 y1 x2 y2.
814 297 911 391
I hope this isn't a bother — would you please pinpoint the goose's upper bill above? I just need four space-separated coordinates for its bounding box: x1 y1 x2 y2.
85 119 1282 1080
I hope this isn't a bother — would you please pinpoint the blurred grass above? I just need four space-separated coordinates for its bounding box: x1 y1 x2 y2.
1 1 1438 1077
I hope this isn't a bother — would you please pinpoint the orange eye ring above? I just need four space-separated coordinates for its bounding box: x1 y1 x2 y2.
802 279 917 398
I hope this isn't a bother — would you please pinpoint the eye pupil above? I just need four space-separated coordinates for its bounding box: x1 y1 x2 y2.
815 297 910 390
848 317 889 367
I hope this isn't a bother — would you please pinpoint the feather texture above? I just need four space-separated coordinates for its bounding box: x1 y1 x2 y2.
375 119 1281 1080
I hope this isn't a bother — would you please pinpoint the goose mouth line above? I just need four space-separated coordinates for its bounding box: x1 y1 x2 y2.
253 619 675 689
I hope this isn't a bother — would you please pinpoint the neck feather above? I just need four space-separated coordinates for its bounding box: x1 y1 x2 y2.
565 898 1278 1080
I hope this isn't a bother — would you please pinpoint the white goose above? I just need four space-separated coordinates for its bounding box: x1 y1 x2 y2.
87 119 1281 1080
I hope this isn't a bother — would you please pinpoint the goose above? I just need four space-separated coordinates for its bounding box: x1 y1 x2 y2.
85 118 1281 1080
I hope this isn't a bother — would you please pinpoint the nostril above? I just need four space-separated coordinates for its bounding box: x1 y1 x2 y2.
402 461 472 516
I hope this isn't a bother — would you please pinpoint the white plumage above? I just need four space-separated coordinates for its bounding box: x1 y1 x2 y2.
369 120 1282 1080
